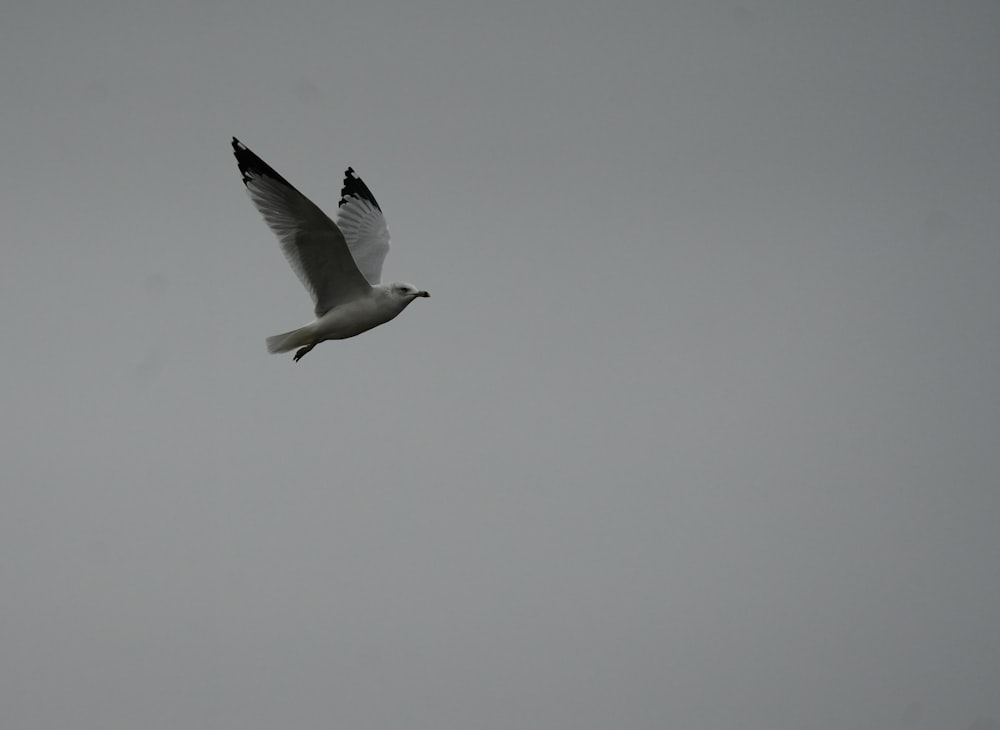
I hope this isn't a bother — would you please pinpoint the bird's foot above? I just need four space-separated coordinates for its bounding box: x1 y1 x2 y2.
293 344 315 362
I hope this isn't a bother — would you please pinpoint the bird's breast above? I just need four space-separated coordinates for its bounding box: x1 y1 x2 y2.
313 294 404 340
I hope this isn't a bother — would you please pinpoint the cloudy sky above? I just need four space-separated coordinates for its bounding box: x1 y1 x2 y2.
2 1 999 728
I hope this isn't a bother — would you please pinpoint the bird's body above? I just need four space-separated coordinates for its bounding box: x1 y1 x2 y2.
265 285 420 355
231 138 428 361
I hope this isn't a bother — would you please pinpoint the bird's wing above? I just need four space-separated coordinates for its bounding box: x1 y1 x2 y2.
335 167 391 285
232 138 371 316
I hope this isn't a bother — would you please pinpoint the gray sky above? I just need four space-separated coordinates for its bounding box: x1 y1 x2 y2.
2 1 999 728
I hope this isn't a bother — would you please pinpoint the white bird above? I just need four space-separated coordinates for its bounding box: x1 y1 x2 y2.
232 138 429 362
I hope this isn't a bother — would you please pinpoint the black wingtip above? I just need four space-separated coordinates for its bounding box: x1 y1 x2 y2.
231 138 299 192
338 166 381 212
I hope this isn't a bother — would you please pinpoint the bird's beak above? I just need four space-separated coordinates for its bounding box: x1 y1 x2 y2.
416 290 430 298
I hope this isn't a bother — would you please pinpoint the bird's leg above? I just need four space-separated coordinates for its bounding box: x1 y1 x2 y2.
293 344 315 362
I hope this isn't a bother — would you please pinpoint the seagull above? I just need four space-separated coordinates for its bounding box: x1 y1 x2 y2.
232 137 429 362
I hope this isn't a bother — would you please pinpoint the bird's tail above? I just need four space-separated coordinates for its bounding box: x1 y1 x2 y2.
265 324 315 354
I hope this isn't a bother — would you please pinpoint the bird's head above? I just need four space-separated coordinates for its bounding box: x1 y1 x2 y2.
389 282 430 302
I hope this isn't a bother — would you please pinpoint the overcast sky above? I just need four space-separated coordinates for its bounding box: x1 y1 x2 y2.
2 1 999 728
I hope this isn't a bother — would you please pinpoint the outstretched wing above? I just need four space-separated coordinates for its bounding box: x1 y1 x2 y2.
336 167 391 285
232 138 371 316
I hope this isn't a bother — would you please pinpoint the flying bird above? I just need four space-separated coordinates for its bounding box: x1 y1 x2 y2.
232 137 429 361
